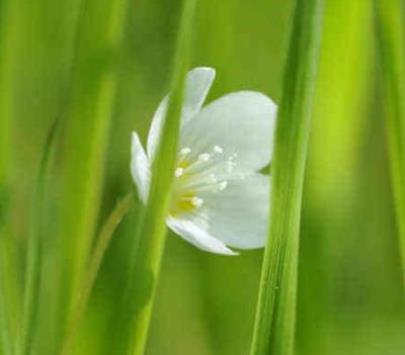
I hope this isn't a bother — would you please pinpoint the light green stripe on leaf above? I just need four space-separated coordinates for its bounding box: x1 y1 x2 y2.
375 0 405 284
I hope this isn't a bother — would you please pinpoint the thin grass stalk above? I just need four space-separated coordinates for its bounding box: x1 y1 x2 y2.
0 0 18 353
59 0 129 314
0 260 12 355
374 0 405 284
249 0 324 354
18 120 59 355
115 1 198 354
60 193 133 355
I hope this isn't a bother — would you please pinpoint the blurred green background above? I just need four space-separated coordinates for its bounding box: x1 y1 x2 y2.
0 0 404 354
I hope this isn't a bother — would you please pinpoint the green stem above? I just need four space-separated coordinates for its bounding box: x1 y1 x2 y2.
249 1 324 355
18 120 59 355
115 1 198 354
60 193 134 355
0 0 15 353
374 0 405 284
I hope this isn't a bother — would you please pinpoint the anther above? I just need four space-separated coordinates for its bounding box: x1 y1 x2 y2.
191 196 204 208
175 167 184 177
213 145 224 154
198 153 211 161
180 147 191 155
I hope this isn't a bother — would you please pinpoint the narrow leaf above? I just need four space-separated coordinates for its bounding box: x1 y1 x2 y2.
57 0 129 336
250 1 324 354
117 1 198 354
374 0 405 283
60 193 133 355
18 120 59 355
0 0 16 352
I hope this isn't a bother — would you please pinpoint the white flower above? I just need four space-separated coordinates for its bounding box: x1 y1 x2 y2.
131 67 277 255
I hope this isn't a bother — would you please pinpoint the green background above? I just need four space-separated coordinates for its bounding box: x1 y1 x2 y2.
0 0 404 354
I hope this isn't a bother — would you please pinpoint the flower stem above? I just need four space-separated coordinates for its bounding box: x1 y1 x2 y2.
374 0 405 284
249 1 324 355
0 0 16 353
59 192 134 355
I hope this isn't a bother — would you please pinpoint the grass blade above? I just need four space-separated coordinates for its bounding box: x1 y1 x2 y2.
116 1 198 354
297 1 373 353
52 3 130 350
60 193 133 355
374 0 405 284
59 0 129 310
0 1 24 352
249 0 324 354
18 120 59 355
0 0 15 352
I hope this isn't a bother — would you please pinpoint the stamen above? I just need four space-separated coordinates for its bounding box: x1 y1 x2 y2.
175 167 184 177
213 145 224 154
180 147 191 155
191 196 204 208
198 153 211 161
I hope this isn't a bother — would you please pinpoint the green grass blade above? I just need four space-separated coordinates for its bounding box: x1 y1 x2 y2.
297 1 373 353
18 120 59 355
60 193 133 355
58 0 129 324
0 244 14 355
374 0 405 284
117 1 198 354
249 0 324 354
0 1 18 353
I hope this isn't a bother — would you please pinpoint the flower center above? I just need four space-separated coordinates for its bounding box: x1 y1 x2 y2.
169 145 242 217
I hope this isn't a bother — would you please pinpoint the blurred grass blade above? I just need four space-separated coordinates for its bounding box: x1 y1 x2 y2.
18 120 59 355
118 1 198 354
0 274 12 355
1 1 18 353
374 0 405 283
60 193 133 355
298 1 373 354
249 0 324 354
58 0 129 325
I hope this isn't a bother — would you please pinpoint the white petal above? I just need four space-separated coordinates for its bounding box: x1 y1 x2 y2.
146 67 216 160
167 216 237 255
181 91 277 172
146 96 168 161
203 174 270 249
182 67 216 121
130 132 150 202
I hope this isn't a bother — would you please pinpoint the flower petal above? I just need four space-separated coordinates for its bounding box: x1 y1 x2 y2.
147 67 216 160
203 174 270 249
182 67 216 121
167 216 237 255
130 132 150 202
180 91 277 172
